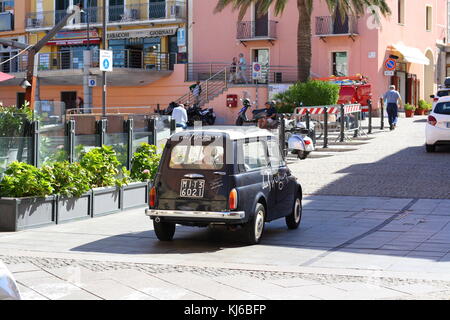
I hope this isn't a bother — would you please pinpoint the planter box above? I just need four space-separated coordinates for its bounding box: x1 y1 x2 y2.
56 191 93 224
92 186 121 217
0 196 56 232
405 110 415 117
121 181 149 210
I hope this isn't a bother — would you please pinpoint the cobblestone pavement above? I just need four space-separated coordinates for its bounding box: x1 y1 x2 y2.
1 115 450 300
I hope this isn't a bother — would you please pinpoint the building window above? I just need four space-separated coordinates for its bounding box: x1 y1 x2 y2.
426 6 432 31
0 0 14 13
398 0 405 24
332 52 348 76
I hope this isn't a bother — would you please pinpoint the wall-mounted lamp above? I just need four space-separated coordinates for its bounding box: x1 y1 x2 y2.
19 79 31 89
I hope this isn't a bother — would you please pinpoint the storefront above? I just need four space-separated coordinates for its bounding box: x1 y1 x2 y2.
107 27 179 69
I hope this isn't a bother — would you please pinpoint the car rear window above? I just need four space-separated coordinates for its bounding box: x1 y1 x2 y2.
437 90 450 97
434 102 450 115
169 144 224 170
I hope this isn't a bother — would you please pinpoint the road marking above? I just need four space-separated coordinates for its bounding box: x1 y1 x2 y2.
300 198 419 267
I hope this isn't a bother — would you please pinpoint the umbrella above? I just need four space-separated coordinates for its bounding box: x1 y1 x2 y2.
0 72 14 83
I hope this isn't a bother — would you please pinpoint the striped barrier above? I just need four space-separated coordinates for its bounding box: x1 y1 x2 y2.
294 104 362 115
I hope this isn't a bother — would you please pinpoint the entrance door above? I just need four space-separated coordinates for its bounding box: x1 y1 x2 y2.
252 49 269 83
254 2 268 37
397 71 406 103
61 91 77 111
17 92 25 108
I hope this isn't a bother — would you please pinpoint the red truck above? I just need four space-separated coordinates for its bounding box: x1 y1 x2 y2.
315 75 372 110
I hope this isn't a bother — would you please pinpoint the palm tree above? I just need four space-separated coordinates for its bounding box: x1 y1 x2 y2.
215 0 391 82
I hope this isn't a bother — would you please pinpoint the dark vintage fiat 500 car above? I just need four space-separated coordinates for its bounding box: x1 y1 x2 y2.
145 127 303 244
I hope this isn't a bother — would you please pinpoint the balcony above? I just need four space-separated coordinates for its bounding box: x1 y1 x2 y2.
0 49 176 86
315 16 358 38
236 20 277 41
25 1 186 31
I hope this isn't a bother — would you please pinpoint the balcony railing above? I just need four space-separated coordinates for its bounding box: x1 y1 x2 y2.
315 16 358 36
0 11 14 31
237 20 277 40
0 53 27 73
25 1 186 29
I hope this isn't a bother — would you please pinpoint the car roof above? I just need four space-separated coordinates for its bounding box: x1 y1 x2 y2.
437 96 450 102
172 126 276 140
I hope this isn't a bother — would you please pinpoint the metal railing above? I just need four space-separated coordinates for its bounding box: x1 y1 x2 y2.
177 68 229 107
185 63 299 83
0 53 27 73
34 49 173 71
0 11 13 31
25 1 186 29
315 15 358 36
237 20 277 40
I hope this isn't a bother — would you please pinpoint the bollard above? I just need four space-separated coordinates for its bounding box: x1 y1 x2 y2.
97 118 107 147
170 117 176 135
340 104 345 142
323 107 328 148
354 108 360 138
368 99 372 134
126 119 134 171
380 98 384 130
148 118 156 146
305 110 310 131
67 120 76 163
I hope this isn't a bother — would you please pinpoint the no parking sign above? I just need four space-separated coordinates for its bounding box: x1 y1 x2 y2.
384 58 396 71
252 62 262 80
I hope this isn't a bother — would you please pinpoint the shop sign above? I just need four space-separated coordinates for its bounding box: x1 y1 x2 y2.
47 29 100 46
108 27 178 40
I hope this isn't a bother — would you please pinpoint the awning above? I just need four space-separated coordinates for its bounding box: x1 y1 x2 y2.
390 44 430 65
0 72 14 83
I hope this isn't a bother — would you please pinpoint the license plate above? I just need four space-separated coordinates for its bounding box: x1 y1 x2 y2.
180 179 205 198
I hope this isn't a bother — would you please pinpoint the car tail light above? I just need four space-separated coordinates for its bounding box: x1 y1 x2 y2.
428 115 437 126
434 98 439 102
304 140 311 145
229 189 238 210
149 186 156 208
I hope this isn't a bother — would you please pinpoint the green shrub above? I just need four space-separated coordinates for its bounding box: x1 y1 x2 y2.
418 99 432 110
41 161 92 197
274 80 340 113
130 143 161 182
79 146 130 188
404 103 416 111
0 162 54 198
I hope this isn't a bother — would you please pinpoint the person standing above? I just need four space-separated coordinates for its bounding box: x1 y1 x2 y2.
237 53 248 84
189 81 202 105
382 85 403 130
172 104 188 129
229 57 237 84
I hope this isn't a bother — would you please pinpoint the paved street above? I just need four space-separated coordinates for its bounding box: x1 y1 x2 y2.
1 115 450 300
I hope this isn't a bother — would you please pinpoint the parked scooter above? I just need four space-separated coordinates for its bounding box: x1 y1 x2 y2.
187 104 216 126
285 118 315 160
235 99 279 128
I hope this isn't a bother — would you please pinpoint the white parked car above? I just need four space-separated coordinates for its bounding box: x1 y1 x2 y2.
425 96 450 152
0 261 21 300
430 88 450 110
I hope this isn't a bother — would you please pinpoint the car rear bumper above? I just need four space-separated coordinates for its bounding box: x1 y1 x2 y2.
145 209 246 220
426 124 450 145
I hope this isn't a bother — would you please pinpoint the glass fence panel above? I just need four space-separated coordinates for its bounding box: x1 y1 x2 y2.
105 133 128 168
155 115 171 152
132 131 154 154
74 134 100 162
38 134 68 167
0 137 32 177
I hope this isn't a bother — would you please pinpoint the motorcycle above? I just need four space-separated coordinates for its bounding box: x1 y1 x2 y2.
235 101 279 128
284 118 315 160
187 104 216 126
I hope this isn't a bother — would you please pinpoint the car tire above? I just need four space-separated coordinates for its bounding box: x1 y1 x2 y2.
285 196 302 230
298 151 309 160
153 220 176 241
426 144 435 153
242 203 265 245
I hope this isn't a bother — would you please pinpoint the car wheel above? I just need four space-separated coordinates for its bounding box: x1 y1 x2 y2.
426 144 435 153
285 196 302 230
153 219 176 241
242 203 265 245
298 151 309 160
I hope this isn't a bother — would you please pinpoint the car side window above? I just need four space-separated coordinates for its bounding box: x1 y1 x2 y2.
243 140 269 171
267 139 284 169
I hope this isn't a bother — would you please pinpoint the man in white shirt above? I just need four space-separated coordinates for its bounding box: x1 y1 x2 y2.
172 104 188 129
237 53 248 84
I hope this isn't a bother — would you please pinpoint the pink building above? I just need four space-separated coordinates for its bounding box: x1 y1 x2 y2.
187 0 448 114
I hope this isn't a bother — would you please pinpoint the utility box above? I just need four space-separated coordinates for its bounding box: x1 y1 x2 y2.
226 94 238 108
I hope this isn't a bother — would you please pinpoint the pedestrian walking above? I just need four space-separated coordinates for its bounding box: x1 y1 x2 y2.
172 104 188 129
229 57 237 84
76 96 84 113
189 81 202 105
237 53 248 84
382 85 403 130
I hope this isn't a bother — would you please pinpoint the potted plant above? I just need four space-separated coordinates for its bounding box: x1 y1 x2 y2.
404 104 415 117
415 100 426 115
418 99 432 115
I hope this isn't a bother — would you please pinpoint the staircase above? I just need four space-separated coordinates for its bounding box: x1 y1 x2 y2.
176 68 229 108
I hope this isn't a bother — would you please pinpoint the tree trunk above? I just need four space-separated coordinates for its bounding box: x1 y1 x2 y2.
297 0 312 83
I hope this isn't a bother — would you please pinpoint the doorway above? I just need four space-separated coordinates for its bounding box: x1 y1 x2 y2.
254 2 268 37
16 92 25 108
252 48 269 83
61 91 77 111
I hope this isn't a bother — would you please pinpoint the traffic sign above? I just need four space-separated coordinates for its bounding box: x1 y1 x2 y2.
384 70 395 76
252 62 263 80
384 58 396 71
100 50 113 72
88 76 97 87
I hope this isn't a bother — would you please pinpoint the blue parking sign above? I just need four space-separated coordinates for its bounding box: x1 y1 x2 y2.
177 28 186 47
